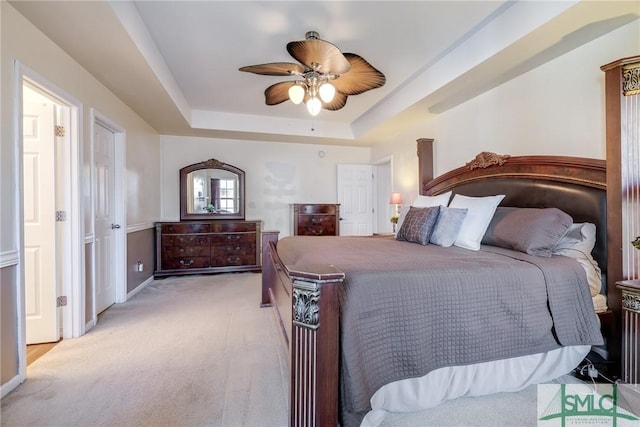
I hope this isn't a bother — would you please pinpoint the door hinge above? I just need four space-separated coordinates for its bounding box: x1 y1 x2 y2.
54 125 65 137
56 211 67 222
57 296 67 307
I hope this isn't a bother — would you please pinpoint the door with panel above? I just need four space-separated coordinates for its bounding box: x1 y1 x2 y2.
94 122 117 314
337 164 374 236
23 100 59 344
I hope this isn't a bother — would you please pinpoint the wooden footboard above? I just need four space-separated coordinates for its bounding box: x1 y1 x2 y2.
262 240 345 427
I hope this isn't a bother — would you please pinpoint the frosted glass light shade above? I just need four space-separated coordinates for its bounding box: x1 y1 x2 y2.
318 82 335 103
288 84 305 104
307 97 322 116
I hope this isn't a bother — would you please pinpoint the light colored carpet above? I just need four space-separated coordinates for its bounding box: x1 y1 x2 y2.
1 273 582 427
1 273 290 427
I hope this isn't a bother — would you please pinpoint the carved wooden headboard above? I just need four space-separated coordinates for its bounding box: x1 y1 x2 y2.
417 142 617 367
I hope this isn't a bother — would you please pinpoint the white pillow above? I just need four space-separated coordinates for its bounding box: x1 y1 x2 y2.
552 223 602 297
397 192 452 232
449 194 505 250
412 191 452 208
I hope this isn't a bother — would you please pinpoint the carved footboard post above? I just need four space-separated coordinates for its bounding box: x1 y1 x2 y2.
288 266 346 427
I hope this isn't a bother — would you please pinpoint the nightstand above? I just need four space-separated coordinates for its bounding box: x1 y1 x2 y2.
617 280 640 384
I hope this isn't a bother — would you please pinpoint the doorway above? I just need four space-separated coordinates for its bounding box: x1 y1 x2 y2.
373 157 393 234
17 64 84 382
336 157 394 236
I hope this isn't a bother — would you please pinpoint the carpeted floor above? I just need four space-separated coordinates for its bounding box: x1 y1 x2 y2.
1 273 583 427
1 273 290 427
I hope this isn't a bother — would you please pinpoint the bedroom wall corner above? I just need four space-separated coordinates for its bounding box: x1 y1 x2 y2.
370 18 640 201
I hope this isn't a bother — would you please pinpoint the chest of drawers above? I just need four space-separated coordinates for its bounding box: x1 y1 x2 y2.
154 220 261 278
293 204 340 236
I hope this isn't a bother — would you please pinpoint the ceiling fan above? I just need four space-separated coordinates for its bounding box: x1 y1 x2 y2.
239 31 386 116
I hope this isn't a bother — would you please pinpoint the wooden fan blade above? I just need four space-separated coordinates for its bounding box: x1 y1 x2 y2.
331 53 386 96
239 62 306 76
322 91 348 111
287 38 351 74
264 81 296 105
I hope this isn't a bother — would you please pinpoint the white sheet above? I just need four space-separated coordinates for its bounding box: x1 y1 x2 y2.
361 345 590 427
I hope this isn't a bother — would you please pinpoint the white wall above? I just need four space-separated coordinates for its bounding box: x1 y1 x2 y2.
161 135 370 236
371 19 640 205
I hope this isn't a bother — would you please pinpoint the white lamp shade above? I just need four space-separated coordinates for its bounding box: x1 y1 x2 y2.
288 84 305 104
318 82 336 103
307 97 322 116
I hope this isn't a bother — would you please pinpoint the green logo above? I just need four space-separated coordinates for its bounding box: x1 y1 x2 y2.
538 383 640 426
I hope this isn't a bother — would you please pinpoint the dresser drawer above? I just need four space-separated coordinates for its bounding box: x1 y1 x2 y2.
212 243 256 256
210 254 256 267
297 204 336 215
297 216 336 235
162 235 210 247
163 246 210 258
210 233 255 244
211 222 257 233
161 256 210 269
161 223 210 234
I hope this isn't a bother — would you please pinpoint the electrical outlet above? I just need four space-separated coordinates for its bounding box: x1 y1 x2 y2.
136 261 144 272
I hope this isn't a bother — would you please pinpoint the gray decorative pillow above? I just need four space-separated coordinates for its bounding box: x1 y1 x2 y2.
396 206 440 245
481 207 572 257
430 207 468 247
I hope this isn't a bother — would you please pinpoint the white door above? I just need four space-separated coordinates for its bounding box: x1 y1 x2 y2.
337 164 373 236
23 101 59 344
94 122 117 314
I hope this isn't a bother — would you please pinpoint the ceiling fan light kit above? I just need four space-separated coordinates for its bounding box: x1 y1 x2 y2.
240 31 385 116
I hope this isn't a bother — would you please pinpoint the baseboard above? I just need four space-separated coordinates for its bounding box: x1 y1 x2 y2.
127 276 154 300
85 318 96 333
1 374 22 399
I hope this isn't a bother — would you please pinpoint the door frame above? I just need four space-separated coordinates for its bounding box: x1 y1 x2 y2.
88 109 126 329
15 62 84 381
373 155 394 234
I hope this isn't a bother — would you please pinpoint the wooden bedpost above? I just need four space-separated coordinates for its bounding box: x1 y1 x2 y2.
417 138 434 195
287 265 345 427
601 56 640 379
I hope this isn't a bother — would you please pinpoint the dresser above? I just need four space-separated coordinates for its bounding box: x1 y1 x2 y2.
154 220 261 278
292 204 340 236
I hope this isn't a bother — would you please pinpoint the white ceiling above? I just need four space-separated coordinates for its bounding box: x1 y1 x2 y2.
10 1 640 146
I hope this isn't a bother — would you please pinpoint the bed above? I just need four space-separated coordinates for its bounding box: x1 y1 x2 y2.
260 147 612 427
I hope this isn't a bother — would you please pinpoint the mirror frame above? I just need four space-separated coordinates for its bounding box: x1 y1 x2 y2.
179 158 245 221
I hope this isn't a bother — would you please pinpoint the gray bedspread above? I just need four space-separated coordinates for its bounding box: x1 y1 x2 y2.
276 235 603 418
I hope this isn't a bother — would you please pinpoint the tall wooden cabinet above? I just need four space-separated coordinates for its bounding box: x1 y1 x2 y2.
154 220 261 278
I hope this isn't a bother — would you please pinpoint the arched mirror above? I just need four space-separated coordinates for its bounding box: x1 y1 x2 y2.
180 159 245 220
